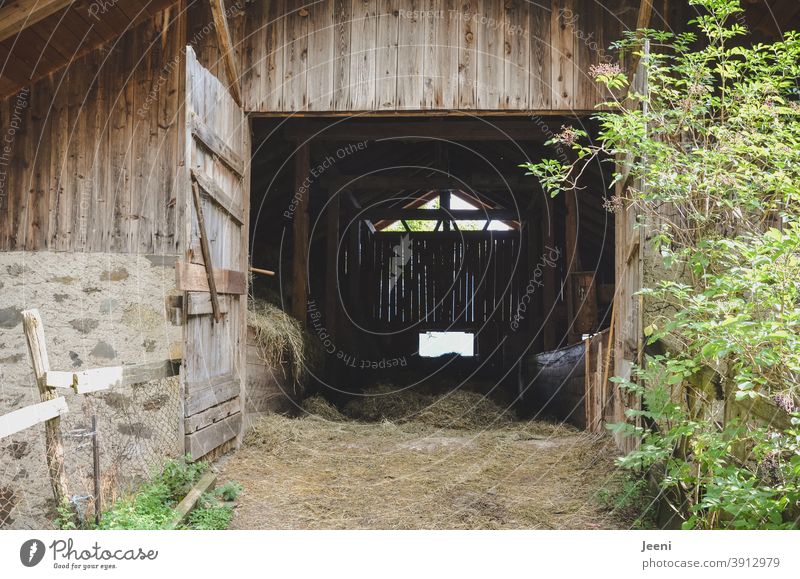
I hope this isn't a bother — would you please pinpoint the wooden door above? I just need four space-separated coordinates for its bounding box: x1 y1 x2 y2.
177 47 249 459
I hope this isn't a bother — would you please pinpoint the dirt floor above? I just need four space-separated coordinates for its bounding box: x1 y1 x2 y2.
218 391 636 530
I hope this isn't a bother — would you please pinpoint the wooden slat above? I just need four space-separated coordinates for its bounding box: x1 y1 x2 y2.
308 0 335 110
375 0 399 109
0 397 69 439
184 412 242 459
530 0 553 109
551 0 575 110
184 397 240 434
72 359 181 393
185 374 240 416
176 261 247 294
349 0 377 109
190 112 245 176
396 0 423 109
44 371 75 389
191 168 244 225
292 143 310 325
284 3 309 110
186 291 231 316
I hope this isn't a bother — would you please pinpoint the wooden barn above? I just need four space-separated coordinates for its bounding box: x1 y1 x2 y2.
0 0 798 528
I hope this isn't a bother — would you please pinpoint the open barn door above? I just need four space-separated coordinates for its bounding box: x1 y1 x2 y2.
177 46 249 459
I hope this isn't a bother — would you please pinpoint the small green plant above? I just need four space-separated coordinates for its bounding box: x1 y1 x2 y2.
184 494 234 530
215 481 243 502
55 498 77 531
595 472 657 529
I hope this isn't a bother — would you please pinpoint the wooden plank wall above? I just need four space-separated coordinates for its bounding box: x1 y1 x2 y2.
190 0 638 113
0 6 185 253
354 230 524 329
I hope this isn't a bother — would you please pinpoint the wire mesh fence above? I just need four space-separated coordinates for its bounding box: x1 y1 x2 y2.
1 375 183 529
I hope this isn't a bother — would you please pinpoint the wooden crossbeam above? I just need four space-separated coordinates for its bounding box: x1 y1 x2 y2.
327 174 537 193
191 168 244 224
359 208 519 221
190 113 245 176
208 0 242 106
0 0 73 42
0 397 68 439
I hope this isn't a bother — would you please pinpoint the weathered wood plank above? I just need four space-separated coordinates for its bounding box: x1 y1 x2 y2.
190 113 245 176
185 374 240 416
169 471 217 529
503 0 529 109
397 0 423 109
168 471 217 528
291 143 310 325
457 0 477 108
375 0 399 109
186 291 231 316
551 0 575 110
307 0 335 110
350 0 377 109
333 0 352 109
0 397 69 439
191 168 244 225
284 3 309 111
184 412 241 459
476 0 502 109
184 397 241 434
191 179 223 322
262 0 286 111
21 309 68 506
176 261 247 294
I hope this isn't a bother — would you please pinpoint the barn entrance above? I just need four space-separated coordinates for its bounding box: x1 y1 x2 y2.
247 116 615 425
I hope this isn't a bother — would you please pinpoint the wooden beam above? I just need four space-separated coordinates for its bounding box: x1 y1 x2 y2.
292 143 310 326
73 360 181 394
0 0 73 43
184 412 241 459
192 168 244 224
186 292 230 316
176 262 247 294
192 179 223 322
208 0 242 106
285 120 566 142
359 208 519 221
168 471 217 529
328 174 537 194
541 199 558 351
326 188 340 343
190 113 245 176
21 309 68 507
0 397 68 439
564 191 581 342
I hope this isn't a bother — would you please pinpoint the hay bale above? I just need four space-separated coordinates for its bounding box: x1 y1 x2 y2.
248 298 320 396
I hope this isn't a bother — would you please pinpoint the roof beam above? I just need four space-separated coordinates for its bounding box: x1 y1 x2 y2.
0 0 74 43
328 174 538 192
209 0 242 106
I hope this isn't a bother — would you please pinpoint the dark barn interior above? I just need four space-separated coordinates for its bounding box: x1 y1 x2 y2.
248 117 615 424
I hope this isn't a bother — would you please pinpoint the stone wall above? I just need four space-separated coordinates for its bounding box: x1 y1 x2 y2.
0 252 182 529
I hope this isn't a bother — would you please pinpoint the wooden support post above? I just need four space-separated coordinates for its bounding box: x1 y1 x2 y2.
208 0 242 106
292 143 310 326
541 198 557 350
191 179 223 322
527 202 543 352
325 188 340 342
21 309 69 507
91 415 101 526
564 191 581 342
441 190 451 232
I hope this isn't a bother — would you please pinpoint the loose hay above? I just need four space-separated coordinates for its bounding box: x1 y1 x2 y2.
222 389 631 530
300 395 347 422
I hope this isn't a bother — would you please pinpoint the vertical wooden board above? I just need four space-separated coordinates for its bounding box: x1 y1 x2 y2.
262 0 286 111
421 0 439 109
161 6 184 254
457 0 477 110
241 0 261 111
28 76 50 251
284 4 309 111
80 49 102 253
144 16 165 255
396 0 423 109
375 0 399 110
503 0 529 109
349 0 377 110
551 0 575 110
475 0 502 109
130 23 152 253
307 0 335 110
110 38 135 253
529 0 552 111
573 0 600 110
12 85 32 250
333 0 352 110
